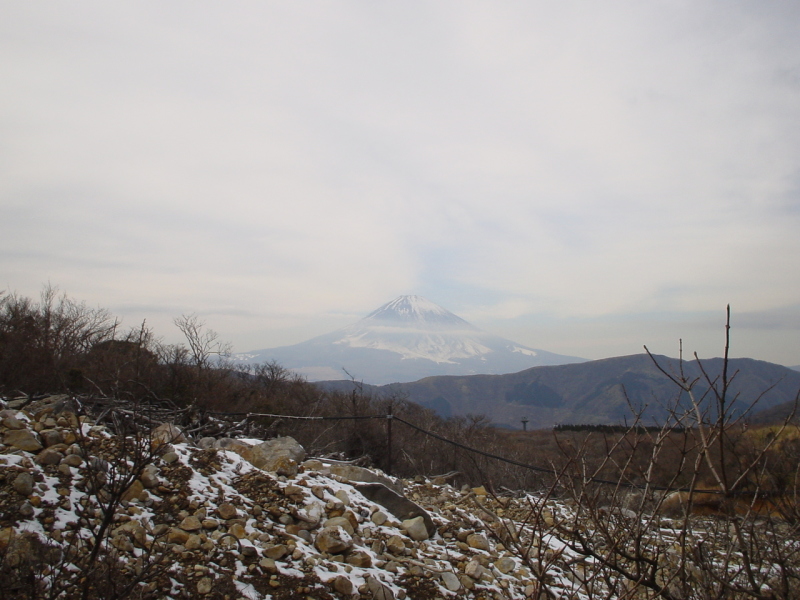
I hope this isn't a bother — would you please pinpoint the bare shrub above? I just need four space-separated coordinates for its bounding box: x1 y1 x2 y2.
477 308 800 600
0 407 177 600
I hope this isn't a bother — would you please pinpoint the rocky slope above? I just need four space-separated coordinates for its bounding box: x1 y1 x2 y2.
0 395 588 600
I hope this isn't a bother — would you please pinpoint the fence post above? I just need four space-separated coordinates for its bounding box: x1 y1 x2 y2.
386 405 393 476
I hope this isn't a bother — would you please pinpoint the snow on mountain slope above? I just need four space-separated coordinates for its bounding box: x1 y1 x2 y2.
334 295 492 363
363 295 474 326
235 295 586 384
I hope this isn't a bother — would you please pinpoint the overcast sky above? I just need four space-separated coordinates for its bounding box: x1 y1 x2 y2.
2 1 799 366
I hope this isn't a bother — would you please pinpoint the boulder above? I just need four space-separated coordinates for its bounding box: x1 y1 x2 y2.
315 526 353 555
229 523 247 539
38 429 63 447
116 521 147 546
161 451 179 464
242 437 305 472
332 575 353 595
259 557 278 573
2 416 26 430
272 456 299 477
197 577 212 595
346 550 372 568
441 571 461 591
371 510 388 525
386 535 406 555
323 516 355 535
61 454 83 467
179 516 203 532
283 485 305 502
3 399 28 410
466 533 490 551
495 556 516 574
465 559 483 580
302 459 324 471
121 479 145 503
330 464 402 493
50 396 81 419
197 437 216 449
366 576 395 600
12 471 34 496
140 464 160 488
151 423 188 445
354 483 435 539
263 544 289 559
213 438 252 454
217 503 239 520
402 516 430 541
4 430 42 452
36 448 63 465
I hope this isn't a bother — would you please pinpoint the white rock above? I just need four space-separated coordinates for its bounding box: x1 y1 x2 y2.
441 571 461 591
465 559 484 580
402 516 429 541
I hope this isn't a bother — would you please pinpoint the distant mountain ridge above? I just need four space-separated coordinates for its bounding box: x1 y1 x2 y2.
317 354 800 429
235 295 585 384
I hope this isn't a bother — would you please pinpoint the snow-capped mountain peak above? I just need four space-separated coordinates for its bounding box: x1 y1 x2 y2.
235 295 586 384
337 296 485 362
361 295 476 329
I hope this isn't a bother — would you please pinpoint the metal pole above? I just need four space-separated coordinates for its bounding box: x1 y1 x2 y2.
386 405 393 476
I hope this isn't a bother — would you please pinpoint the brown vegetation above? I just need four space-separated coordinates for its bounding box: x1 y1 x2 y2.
3 288 800 598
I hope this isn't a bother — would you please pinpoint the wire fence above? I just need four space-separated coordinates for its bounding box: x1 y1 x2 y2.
207 409 727 495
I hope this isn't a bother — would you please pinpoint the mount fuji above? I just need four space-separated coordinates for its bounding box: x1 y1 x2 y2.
235 295 586 384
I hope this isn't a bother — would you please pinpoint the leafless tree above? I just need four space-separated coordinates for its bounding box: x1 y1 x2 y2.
173 313 231 370
0 285 118 394
479 308 800 600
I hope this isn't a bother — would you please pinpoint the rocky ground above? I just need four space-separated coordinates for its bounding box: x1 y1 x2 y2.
0 396 605 599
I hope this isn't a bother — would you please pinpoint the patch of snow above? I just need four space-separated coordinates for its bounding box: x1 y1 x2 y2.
0 454 25 466
511 346 538 356
276 565 305 578
336 329 493 362
371 295 456 320
236 438 262 445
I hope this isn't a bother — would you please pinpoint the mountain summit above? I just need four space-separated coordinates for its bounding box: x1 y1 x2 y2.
236 295 585 384
363 295 474 327
333 295 489 364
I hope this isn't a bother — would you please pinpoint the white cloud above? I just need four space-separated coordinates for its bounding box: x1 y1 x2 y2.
1 1 799 364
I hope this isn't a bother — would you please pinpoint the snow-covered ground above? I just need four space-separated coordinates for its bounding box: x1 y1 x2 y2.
3 394 790 600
